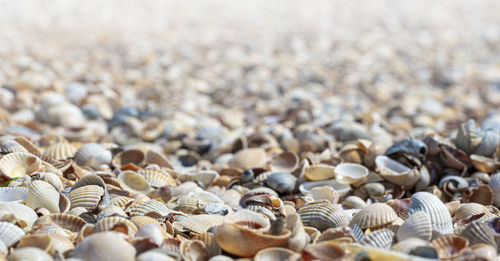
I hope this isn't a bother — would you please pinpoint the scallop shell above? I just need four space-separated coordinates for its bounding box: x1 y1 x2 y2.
396 211 432 242
375 155 420 188
386 198 410 220
463 185 494 205
34 213 87 232
128 199 170 216
304 164 335 181
298 201 349 231
43 142 77 161
460 221 497 247
69 185 104 211
131 215 169 238
0 202 38 228
139 169 177 188
430 235 469 260
349 203 398 230
360 228 394 249
409 192 453 235
270 152 299 172
74 143 112 168
93 216 138 237
73 232 136 261
334 163 369 185
230 148 267 169
110 195 135 209
255 247 301 261
118 170 152 194
71 174 111 206
0 186 28 203
0 152 43 179
0 221 25 247
453 203 493 221
178 170 218 188
24 180 60 213
112 149 145 169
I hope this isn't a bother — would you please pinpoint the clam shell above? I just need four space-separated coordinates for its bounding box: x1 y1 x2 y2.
301 241 352 261
112 149 145 169
270 152 299 172
14 136 42 155
99 205 127 217
349 203 398 230
0 221 25 247
8 247 53 261
139 169 177 188
229 148 267 169
74 143 112 168
409 192 453 235
454 203 493 221
284 213 307 252
69 185 104 211
460 221 497 247
0 152 43 179
37 172 64 192
128 199 170 216
470 154 498 173
180 239 209 261
43 142 77 161
430 235 469 260
308 186 339 203
17 234 54 254
34 213 87 232
488 173 500 208
192 232 220 257
24 180 60 213
334 163 368 185
463 185 494 205
224 209 270 230
118 170 152 194
131 215 169 239
396 211 432 242
360 228 394 249
110 195 135 209
0 138 28 154
0 202 38 228
178 170 218 188
0 186 28 203
375 155 420 188
73 232 136 261
298 201 349 231
342 196 366 209
93 216 138 237
386 198 410 220
255 247 300 261
145 150 174 169
304 165 335 181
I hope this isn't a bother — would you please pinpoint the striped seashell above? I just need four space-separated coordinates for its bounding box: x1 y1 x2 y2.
229 148 267 169
180 239 209 261
18 234 55 255
0 221 25 247
298 201 349 231
74 143 112 169
334 163 369 185
454 203 494 222
0 138 28 154
396 211 432 242
117 170 152 194
69 185 104 211
139 169 177 188
145 150 174 169
93 216 138 237
128 200 170 216
304 164 335 181
110 195 135 209
73 232 136 261
130 215 169 238
98 205 127 217
43 142 77 161
24 180 60 213
193 232 221 257
179 170 218 188
34 213 87 232
375 155 420 188
0 186 28 203
489 173 500 208
181 214 224 233
349 203 398 230
36 172 64 192
460 221 497 247
14 136 41 155
386 198 410 220
177 195 200 214
71 174 110 206
409 192 453 235
360 228 394 249
430 235 469 260
0 202 38 228
0 152 43 179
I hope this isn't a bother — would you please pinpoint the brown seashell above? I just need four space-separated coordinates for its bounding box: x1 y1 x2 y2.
43 142 77 161
34 213 87 232
339 143 363 164
229 148 267 169
69 185 104 211
93 216 138 237
386 198 410 220
110 195 135 209
192 232 221 258
128 200 170 216
284 213 307 252
14 136 42 155
180 239 209 261
317 227 356 243
301 241 352 261
131 216 170 239
454 203 493 222
139 169 177 188
304 226 321 243
298 201 349 231
430 235 469 260
349 203 398 230
255 247 300 261
462 185 494 205
439 144 469 171
0 152 43 180
304 164 335 181
145 150 174 169
17 234 54 254
73 232 136 261
470 154 499 173
112 149 145 169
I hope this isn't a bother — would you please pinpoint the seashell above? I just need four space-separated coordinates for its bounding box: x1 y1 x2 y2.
463 184 494 205
392 237 429 254
36 172 64 192
135 223 166 246
456 119 498 157
460 221 497 247
360 228 394 249
74 143 112 169
7 247 53 261
386 198 410 220
224 209 270 231
178 170 218 188
0 202 38 228
270 152 299 173
0 152 43 180
14 136 42 155
34 213 87 232
0 187 28 203
139 169 176 188
229 148 267 169
349 203 398 230
192 232 220 258
24 180 60 213
0 138 28 154
488 173 500 208
301 241 352 261
304 165 335 181
470 154 498 173
181 214 224 234
71 174 110 207
117 170 152 194
430 235 469 260
461 244 497 261
255 247 300 261
128 200 170 216
439 175 469 196
0 221 25 247
375 155 420 188
110 196 135 209
385 139 427 158
339 143 363 164
299 179 351 197
113 149 145 169
298 201 349 231
454 203 493 221
308 186 339 203
43 142 77 161
334 163 368 185
343 196 366 209
264 172 297 194
180 239 209 261
396 211 432 242
136 251 176 261
145 150 174 169
73 232 136 261
445 201 460 216
99 205 127 217
17 234 54 254
69 185 104 211
409 192 453 235
284 213 307 252
93 216 138 237
440 144 469 171
317 227 356 243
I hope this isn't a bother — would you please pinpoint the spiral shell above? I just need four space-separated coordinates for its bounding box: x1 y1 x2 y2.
409 192 453 235
350 203 398 230
298 201 349 231
396 211 432 242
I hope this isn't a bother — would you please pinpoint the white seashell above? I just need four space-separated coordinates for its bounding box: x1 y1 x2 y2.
299 179 351 197
0 152 43 179
375 155 420 188
7 247 53 261
179 170 219 188
74 143 112 169
0 187 28 203
117 170 152 194
73 232 136 261
360 228 394 249
334 163 369 185
128 200 170 216
488 173 500 208
24 180 60 213
43 142 77 161
37 172 64 191
396 211 432 242
409 192 453 235
0 202 38 228
181 214 224 233
0 221 25 247
69 185 104 211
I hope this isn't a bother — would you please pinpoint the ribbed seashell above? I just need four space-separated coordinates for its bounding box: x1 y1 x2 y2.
24 180 60 213
391 237 429 254
283 213 307 252
454 203 493 221
304 164 335 181
460 221 497 247
224 209 271 231
178 170 218 188
118 170 152 194
139 169 177 188
7 247 53 261
360 228 394 249
343 196 366 209
34 213 87 232
13 137 41 155
73 232 136 261
93 216 138 237
131 216 169 239
0 186 28 203
488 173 500 208
0 221 25 247
0 202 38 228
255 247 301 261
110 195 135 209
350 203 398 230
69 185 104 211
396 211 432 242
317 227 356 243
445 201 460 216
180 239 209 261
43 142 77 161
430 235 469 260
334 163 368 185
375 155 420 188
409 192 453 235
128 200 170 216
301 241 352 261
0 138 27 154
462 244 498 261
99 205 127 218
17 234 54 254
298 201 349 231
386 198 410 220
0 152 43 179
176 196 199 214
264 172 297 194
270 152 299 173
112 149 145 169
145 150 174 169
74 143 112 169
192 232 220 257
36 172 64 192
463 185 494 206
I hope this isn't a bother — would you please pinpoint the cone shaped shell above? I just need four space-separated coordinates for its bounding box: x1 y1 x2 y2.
409 192 453 235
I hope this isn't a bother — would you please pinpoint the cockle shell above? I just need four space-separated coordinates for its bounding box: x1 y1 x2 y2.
360 228 394 249
24 180 61 213
7 247 53 261
128 200 170 216
255 247 301 261
110 196 135 209
298 201 349 231
43 142 77 161
301 241 352 261
178 170 218 188
386 198 410 220
92 216 138 237
74 143 112 169
409 192 453 235
139 169 177 188
131 216 169 239
396 211 432 242
17 234 54 254
430 235 469 260
334 163 368 185
299 179 351 197
69 185 104 211
229 148 267 169
180 239 209 261
0 187 28 203
73 232 136 261
145 150 174 169
349 203 398 230
117 170 152 194
375 155 420 188
181 214 224 234
284 213 307 252
0 138 28 154
112 149 145 169
304 165 335 181
453 203 493 221
34 213 87 232
0 221 25 247
0 152 43 180
460 221 497 247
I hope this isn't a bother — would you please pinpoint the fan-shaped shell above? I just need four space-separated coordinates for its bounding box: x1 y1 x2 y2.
0 186 28 203
230 148 267 169
24 180 60 213
181 214 224 234
430 235 469 260
74 143 112 168
139 169 177 188
128 199 170 216
460 221 497 247
178 170 218 188
69 185 104 211
0 152 43 179
43 142 77 161
360 228 394 249
375 155 420 188
304 165 335 181
118 170 152 194
192 232 221 257
349 203 398 230
396 211 432 242
409 192 453 235
298 201 349 231
73 232 136 261
0 202 38 228
0 221 25 247
454 203 493 221
386 198 410 220
130 215 169 239
0 138 28 154
110 195 135 209
93 216 138 237
34 213 87 232
334 163 368 185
